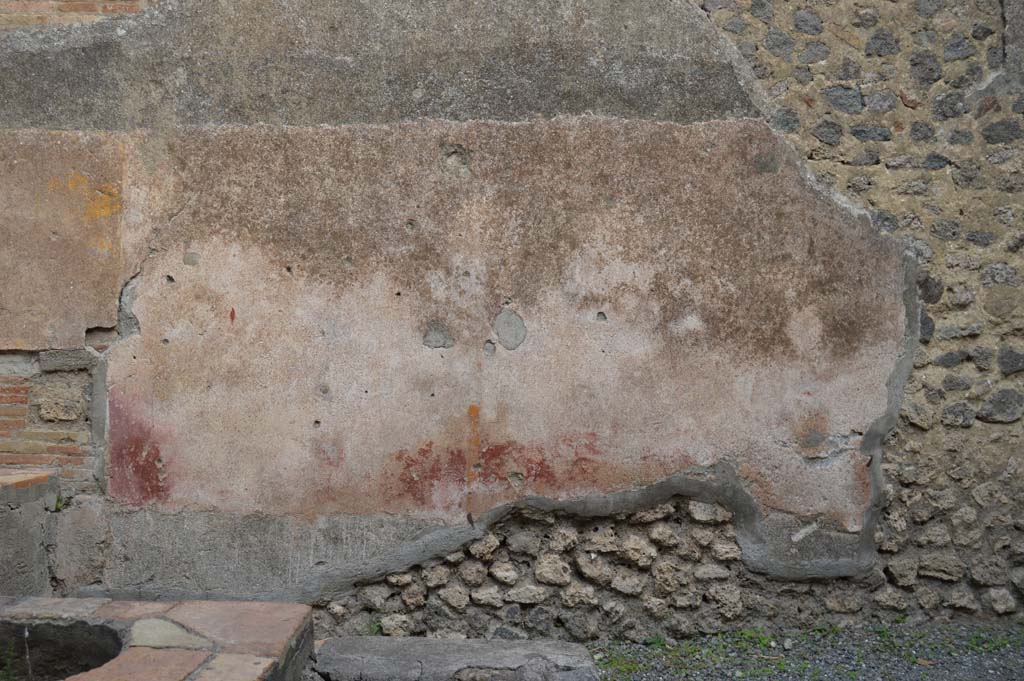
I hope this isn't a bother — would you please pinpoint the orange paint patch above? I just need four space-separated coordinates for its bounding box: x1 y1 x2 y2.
48 170 123 222
84 183 123 220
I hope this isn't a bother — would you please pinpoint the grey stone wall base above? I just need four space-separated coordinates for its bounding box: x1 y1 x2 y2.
315 637 598 681
0 475 57 597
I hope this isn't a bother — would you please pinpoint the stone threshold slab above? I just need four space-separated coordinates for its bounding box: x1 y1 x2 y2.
0 596 312 681
315 636 599 681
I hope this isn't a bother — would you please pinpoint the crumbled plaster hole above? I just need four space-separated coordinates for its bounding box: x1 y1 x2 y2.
596 311 608 322
441 143 472 177
483 340 496 356
423 320 455 349
492 308 527 351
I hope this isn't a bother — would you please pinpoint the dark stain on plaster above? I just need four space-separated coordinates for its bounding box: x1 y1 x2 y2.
150 120 901 364
108 391 170 505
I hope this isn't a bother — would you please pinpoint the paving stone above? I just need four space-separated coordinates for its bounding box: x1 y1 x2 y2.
130 618 213 649
166 601 311 657
66 647 209 681
193 653 276 681
315 636 598 681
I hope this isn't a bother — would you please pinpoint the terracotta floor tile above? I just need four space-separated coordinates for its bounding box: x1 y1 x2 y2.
166 601 310 657
66 647 209 681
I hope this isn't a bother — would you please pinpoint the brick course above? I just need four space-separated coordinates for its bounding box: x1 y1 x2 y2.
0 0 140 29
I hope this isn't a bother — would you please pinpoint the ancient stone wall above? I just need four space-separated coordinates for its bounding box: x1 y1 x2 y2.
315 0 1024 639
0 0 1019 638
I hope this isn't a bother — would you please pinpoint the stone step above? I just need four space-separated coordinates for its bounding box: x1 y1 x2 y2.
314 636 599 681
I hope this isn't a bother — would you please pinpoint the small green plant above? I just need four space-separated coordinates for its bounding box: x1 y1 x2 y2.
595 651 641 675
0 643 17 681
737 627 773 649
644 632 667 649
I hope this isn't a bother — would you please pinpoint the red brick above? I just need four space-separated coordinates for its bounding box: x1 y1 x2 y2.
0 395 28 404
22 429 88 443
57 2 97 11
0 419 26 431
47 444 84 455
0 2 55 12
0 453 55 466
0 405 28 418
0 376 29 386
0 470 55 491
0 386 31 394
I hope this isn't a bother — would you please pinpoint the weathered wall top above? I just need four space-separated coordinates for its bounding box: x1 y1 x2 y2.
0 0 756 129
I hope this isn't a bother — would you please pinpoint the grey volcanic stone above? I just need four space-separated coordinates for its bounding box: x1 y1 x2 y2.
823 86 864 114
811 120 843 145
850 125 892 141
998 346 1024 376
977 390 1024 424
910 122 936 141
911 52 943 86
765 27 796 60
933 92 967 120
982 120 1024 145
866 29 900 56
943 34 977 62
750 0 773 23
794 9 823 35
916 0 946 18
0 0 756 129
315 636 598 681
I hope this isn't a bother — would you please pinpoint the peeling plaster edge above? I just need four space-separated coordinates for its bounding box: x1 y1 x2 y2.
695 4 923 579
695 1 874 225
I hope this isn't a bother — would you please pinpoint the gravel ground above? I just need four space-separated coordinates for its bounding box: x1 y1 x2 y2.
588 620 1024 680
